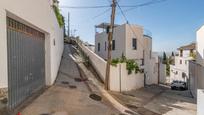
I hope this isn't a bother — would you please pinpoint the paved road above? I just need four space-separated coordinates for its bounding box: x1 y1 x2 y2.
111 85 196 115
21 44 120 115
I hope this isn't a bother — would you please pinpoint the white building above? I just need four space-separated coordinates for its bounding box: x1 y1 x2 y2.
170 43 196 83
95 23 159 86
194 25 204 115
0 0 64 108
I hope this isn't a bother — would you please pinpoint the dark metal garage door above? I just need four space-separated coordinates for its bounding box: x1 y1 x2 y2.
7 17 45 109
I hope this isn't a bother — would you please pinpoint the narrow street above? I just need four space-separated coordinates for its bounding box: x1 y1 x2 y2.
21 44 120 115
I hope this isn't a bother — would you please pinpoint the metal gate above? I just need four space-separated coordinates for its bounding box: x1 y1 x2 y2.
7 17 45 109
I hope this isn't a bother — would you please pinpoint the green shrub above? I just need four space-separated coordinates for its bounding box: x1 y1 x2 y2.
126 60 140 75
111 58 120 67
53 5 64 27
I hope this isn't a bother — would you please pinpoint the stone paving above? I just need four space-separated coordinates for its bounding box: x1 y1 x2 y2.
21 44 120 115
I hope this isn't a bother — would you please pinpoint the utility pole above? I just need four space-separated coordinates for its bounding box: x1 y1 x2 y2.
68 12 70 38
105 0 117 90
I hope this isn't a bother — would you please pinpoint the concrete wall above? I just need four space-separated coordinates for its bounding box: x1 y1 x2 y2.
110 63 144 92
0 0 64 88
189 61 199 98
95 24 126 60
198 89 204 115
159 62 167 84
125 24 144 59
78 42 107 81
78 42 144 92
194 25 204 115
197 25 204 66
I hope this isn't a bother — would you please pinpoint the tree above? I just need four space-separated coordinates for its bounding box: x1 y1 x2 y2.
163 52 167 64
171 52 174 57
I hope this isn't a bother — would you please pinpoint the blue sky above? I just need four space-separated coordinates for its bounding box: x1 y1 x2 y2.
59 0 204 52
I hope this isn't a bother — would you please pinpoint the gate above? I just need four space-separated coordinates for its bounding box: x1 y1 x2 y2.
7 17 45 109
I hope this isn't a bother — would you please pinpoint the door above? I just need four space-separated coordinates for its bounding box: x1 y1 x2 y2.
7 17 45 109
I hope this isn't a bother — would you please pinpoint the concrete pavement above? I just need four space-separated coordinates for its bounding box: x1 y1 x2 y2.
21 44 120 115
110 85 196 115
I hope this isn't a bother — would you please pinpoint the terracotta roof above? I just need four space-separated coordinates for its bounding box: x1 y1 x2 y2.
177 43 196 50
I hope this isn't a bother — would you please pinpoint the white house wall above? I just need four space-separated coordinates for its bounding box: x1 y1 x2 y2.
79 43 145 92
125 24 144 59
95 24 126 59
170 55 193 83
0 0 64 88
197 25 204 66
159 62 167 84
195 25 204 115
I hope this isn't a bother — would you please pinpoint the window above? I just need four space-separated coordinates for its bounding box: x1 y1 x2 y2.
132 38 137 50
142 50 145 65
180 50 183 57
150 50 152 59
180 60 182 64
98 43 100 52
185 60 187 65
141 59 144 66
112 40 115 50
105 42 107 51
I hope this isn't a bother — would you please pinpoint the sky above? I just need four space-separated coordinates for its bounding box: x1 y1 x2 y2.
59 0 204 52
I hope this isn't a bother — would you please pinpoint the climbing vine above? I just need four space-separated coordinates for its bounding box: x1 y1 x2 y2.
53 5 64 27
111 54 142 75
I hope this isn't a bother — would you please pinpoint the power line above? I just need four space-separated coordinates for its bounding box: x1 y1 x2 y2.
60 5 110 9
60 0 167 9
92 8 111 19
116 2 146 49
123 0 168 12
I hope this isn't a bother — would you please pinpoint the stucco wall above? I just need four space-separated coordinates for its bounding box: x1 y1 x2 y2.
189 61 198 98
0 0 64 88
170 56 193 83
196 25 204 115
159 62 167 84
125 24 144 59
95 24 147 60
110 63 144 92
78 42 144 91
79 43 107 81
197 25 204 67
95 24 126 60
197 89 204 115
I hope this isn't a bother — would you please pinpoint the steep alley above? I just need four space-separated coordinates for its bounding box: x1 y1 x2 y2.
21 44 120 115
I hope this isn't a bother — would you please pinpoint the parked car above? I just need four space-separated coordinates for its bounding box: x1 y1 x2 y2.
171 80 187 90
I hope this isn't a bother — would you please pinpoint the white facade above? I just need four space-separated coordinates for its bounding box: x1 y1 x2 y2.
95 23 159 86
170 45 195 83
0 0 64 88
197 25 204 67
77 41 144 91
196 25 204 115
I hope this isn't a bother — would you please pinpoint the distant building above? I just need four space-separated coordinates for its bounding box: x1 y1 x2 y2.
95 23 159 85
170 43 196 83
84 42 95 52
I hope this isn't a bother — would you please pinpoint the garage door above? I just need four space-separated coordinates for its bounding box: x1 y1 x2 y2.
7 17 45 109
